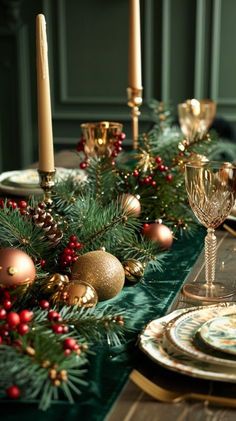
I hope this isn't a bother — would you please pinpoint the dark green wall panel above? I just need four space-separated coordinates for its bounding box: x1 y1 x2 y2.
0 0 236 171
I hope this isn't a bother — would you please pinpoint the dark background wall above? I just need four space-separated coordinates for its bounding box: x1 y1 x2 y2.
0 0 236 172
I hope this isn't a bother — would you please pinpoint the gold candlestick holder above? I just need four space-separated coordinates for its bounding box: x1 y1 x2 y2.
38 170 56 205
127 87 143 150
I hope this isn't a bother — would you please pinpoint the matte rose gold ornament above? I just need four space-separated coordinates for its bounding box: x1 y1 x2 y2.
121 194 141 217
62 281 98 308
0 248 36 287
143 222 173 249
71 250 125 301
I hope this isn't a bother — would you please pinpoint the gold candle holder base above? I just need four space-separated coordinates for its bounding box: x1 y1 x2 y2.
127 87 143 150
38 170 56 205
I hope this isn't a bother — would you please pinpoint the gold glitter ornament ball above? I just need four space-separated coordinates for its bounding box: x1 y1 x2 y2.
71 250 125 301
123 259 144 283
0 247 36 287
62 281 98 308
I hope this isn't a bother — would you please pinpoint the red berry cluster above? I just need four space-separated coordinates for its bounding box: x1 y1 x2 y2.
77 132 126 168
0 290 33 343
138 175 157 187
63 337 81 356
39 301 81 356
111 132 126 158
0 199 28 215
59 235 83 269
47 310 69 334
132 155 174 185
155 156 173 182
76 137 85 153
39 301 68 334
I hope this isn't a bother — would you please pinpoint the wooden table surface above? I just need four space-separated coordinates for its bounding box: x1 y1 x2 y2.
107 229 236 421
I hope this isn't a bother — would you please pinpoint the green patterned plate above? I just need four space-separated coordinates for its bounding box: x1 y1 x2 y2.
139 303 236 382
165 303 236 367
200 314 236 356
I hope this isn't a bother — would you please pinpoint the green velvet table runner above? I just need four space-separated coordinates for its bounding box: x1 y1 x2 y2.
2 229 205 421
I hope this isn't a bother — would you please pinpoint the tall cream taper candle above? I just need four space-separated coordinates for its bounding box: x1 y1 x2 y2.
36 14 55 172
128 0 142 89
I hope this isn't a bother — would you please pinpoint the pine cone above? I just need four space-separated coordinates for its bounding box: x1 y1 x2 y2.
30 203 63 245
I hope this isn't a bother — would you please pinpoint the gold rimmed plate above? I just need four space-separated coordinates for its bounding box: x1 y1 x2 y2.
165 303 236 368
0 168 87 196
139 303 236 382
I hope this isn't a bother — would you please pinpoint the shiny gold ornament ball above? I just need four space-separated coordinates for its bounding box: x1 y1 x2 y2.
0 247 36 287
144 223 173 249
71 250 125 301
123 259 144 283
62 281 98 308
121 194 141 217
42 273 70 294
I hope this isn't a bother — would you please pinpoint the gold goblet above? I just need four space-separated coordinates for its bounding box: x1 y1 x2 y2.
178 99 216 142
81 121 123 157
183 161 236 301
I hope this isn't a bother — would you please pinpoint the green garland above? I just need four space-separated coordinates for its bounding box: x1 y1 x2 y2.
0 101 217 409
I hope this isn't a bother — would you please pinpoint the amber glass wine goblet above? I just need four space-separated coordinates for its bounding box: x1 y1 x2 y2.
184 161 236 301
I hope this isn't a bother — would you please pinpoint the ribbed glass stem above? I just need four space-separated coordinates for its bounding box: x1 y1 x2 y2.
205 228 217 288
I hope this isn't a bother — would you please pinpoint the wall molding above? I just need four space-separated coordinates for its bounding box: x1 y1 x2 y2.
211 0 221 100
161 0 171 102
194 0 207 97
17 26 34 167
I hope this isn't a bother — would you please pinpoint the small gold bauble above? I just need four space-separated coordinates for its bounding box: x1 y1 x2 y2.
121 194 141 217
71 250 125 301
144 223 173 249
43 273 70 294
62 281 98 308
123 259 144 283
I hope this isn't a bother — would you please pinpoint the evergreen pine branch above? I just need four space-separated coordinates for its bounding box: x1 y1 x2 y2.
68 196 140 253
0 206 50 258
52 175 86 214
114 236 166 271
86 157 120 201
57 305 127 346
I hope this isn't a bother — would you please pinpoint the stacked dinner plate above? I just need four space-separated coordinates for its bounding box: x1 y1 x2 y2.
0 168 87 196
139 302 236 382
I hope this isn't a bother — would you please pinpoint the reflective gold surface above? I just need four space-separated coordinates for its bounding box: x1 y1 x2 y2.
178 99 216 142
127 86 143 150
81 121 123 157
185 162 236 229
